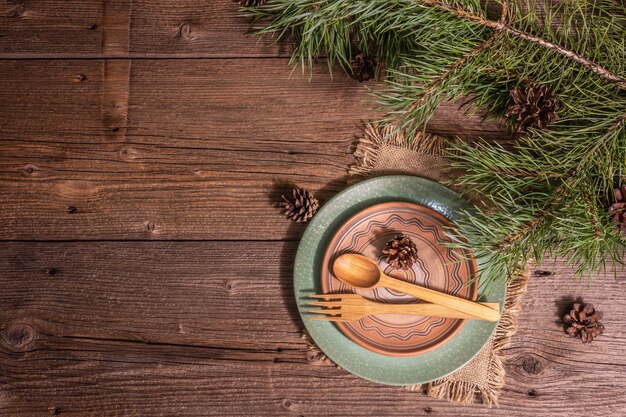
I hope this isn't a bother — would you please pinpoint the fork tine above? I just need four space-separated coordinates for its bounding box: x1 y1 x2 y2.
308 294 343 299
306 301 342 307
329 293 359 298
310 316 349 322
307 309 341 315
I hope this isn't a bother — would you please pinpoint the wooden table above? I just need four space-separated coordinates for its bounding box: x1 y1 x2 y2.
1 1 624 415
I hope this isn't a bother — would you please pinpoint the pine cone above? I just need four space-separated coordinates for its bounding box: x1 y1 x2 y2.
350 52 377 82
383 234 418 270
505 83 558 132
234 0 265 6
280 188 319 223
563 303 604 344
609 184 626 234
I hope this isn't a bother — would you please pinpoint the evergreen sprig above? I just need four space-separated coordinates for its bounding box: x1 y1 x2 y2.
242 0 626 286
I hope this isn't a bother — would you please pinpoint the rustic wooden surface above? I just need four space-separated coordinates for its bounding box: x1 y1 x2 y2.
0 1 624 416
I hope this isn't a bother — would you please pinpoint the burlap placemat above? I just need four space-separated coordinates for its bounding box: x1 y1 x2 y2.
303 124 530 406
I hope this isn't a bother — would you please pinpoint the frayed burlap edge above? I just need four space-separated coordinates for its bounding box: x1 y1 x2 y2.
349 124 452 181
349 124 449 176
301 331 338 367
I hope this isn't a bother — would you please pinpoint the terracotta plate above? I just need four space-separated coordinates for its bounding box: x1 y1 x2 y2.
321 202 478 356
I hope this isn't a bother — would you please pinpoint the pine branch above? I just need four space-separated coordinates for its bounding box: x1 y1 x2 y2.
414 0 626 88
473 109 625 242
406 34 498 112
581 188 602 239
452 109 626 283
498 24 626 88
490 169 560 177
243 0 626 287
496 179 568 250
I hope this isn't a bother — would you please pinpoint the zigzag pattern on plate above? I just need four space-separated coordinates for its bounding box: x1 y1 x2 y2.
333 213 439 298
446 246 465 295
358 315 449 342
329 211 466 342
341 213 445 253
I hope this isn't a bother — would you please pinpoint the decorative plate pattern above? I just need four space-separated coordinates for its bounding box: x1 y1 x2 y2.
294 175 507 386
321 202 478 356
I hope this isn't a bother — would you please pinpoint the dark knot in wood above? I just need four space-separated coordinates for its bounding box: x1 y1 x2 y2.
66 206 78 214
146 222 155 232
522 355 543 375
1 323 35 350
177 22 192 39
7 3 25 18
46 267 59 276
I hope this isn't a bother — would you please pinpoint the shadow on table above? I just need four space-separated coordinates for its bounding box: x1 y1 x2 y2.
270 175 353 331
554 295 584 331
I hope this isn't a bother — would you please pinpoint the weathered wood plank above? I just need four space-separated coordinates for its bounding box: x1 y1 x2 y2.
128 0 284 57
2 1 618 416
0 242 302 350
0 0 282 58
0 242 624 416
0 1 102 56
0 59 507 240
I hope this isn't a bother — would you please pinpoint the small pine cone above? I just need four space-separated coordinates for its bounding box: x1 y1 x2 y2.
383 234 418 270
609 184 626 235
563 303 604 344
350 52 377 82
505 83 558 132
234 0 265 6
280 188 319 223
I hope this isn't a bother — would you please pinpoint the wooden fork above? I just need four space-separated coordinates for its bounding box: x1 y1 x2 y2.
307 293 500 322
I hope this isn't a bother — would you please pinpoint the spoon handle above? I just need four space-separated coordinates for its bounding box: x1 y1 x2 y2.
358 300 501 319
378 275 501 322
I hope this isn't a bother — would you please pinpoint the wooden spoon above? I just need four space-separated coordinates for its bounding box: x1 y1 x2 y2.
332 253 501 322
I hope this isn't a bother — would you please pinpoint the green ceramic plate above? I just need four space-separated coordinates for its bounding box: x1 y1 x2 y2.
294 175 506 386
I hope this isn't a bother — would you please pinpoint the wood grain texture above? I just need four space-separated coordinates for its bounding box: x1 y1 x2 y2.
1 0 620 415
0 59 506 241
0 1 102 56
128 0 287 57
1 243 625 416
0 0 283 58
102 0 132 56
